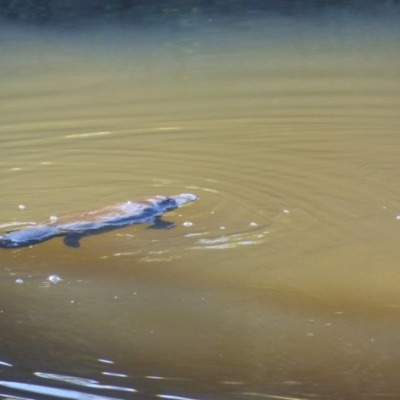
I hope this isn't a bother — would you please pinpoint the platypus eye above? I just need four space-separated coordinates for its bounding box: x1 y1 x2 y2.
159 198 176 208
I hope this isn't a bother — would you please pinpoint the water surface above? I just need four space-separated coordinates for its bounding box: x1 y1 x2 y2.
1 9 400 400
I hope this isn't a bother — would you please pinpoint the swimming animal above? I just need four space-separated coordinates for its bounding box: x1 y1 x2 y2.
0 193 198 249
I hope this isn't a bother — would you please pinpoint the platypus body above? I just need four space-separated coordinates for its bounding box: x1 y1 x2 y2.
0 193 198 249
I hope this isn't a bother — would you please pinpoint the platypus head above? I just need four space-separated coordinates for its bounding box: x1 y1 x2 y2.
169 193 198 206
146 193 198 212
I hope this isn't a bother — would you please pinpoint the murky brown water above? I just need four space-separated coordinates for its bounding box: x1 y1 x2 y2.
1 9 400 400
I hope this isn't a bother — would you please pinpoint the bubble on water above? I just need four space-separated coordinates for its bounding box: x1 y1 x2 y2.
183 221 193 227
18 205 25 210
396 216 400 220
250 222 258 227
283 209 290 214
48 275 62 284
15 279 24 284
50 216 58 221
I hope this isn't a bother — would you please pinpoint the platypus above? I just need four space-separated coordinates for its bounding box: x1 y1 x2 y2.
0 193 198 249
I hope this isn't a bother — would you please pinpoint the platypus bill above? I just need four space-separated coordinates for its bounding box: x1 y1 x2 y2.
0 193 198 249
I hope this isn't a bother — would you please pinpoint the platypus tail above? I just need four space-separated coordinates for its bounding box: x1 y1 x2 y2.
0 236 16 249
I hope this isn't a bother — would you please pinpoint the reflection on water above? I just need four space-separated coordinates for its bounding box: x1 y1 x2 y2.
1 7 400 400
